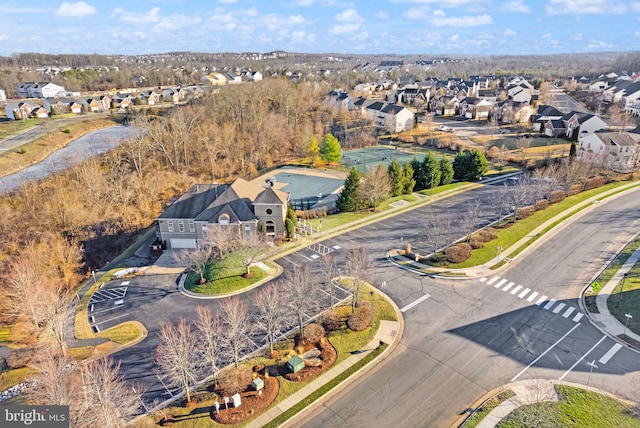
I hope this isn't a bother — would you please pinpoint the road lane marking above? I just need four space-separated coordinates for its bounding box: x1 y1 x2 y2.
562 307 575 318
518 288 531 299
480 277 487 282
573 313 584 322
559 334 607 380
494 279 507 289
510 285 523 295
527 291 539 302
599 343 623 364
543 299 556 310
553 303 566 314
502 281 514 291
487 276 499 285
512 323 581 382
536 295 548 306
400 294 431 312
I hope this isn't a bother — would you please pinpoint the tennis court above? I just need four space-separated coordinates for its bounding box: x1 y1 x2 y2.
341 145 442 173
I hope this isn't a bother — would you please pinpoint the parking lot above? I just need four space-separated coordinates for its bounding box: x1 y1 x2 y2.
88 281 131 333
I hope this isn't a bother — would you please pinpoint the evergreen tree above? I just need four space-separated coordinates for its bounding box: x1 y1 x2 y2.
439 156 454 185
336 167 361 212
453 150 488 181
402 162 416 194
287 206 298 228
569 141 577 159
422 152 441 189
319 133 341 164
411 156 429 190
387 158 405 196
306 135 320 166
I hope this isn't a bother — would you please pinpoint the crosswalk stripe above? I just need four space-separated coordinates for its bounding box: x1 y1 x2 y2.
562 307 575 318
510 285 523 295
487 276 499 285
543 299 556 310
536 295 548 306
553 303 566 313
518 288 531 299
494 279 507 288
573 313 584 322
480 277 487 282
599 343 623 364
502 281 514 291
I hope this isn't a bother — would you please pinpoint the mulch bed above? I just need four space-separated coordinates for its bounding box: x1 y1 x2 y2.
283 339 337 382
210 375 279 425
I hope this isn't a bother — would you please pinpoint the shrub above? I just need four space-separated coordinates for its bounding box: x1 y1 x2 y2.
583 176 605 190
405 243 412 255
347 303 372 332
217 366 252 396
445 243 472 263
321 311 342 333
469 238 484 249
568 183 583 196
302 323 325 344
548 190 566 204
535 199 549 211
516 205 535 220
477 228 498 242
62 128 71 134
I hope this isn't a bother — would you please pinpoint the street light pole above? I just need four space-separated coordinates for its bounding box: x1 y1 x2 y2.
624 313 633 337
586 359 598 391
370 290 375 329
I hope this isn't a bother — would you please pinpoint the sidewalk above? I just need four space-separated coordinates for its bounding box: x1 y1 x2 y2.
244 318 402 428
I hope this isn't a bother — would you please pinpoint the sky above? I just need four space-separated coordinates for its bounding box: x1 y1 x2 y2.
0 0 639 56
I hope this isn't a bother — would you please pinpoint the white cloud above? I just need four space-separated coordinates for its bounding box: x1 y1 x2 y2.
636 31 640 37
391 0 477 6
218 0 237 3
546 0 626 15
503 0 531 13
403 6 431 19
296 0 316 5
633 3 640 12
571 33 583 40
449 34 459 42
434 10 446 16
111 7 161 23
586 39 612 49
330 8 364 34
504 28 516 36
0 34 8 41
375 10 389 19
429 13 493 27
56 2 96 17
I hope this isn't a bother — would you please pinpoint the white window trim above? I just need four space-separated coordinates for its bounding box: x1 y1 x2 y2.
167 221 174 233
178 221 184 232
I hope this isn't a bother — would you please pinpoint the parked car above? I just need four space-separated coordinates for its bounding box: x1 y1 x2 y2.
438 125 453 132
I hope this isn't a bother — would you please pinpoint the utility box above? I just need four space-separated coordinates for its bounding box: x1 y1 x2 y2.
252 378 264 391
286 355 305 373
231 393 241 408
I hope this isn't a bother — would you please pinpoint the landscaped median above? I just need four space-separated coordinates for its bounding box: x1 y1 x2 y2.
390 180 640 276
140 283 399 427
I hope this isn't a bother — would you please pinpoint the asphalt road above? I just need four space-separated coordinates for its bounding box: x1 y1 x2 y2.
298 186 640 428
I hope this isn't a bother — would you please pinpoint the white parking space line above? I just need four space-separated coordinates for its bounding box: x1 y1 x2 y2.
518 288 531 299
480 277 487 282
401 294 431 312
536 295 548 306
573 313 584 322
279 255 300 267
121 281 130 285
332 245 341 250
553 303 566 314
512 323 581 382
543 299 556 310
599 343 623 364
510 285 523 295
92 312 130 326
562 307 575 318
487 276 499 285
527 291 539 302
559 334 607 381
494 279 507 288
502 281 514 291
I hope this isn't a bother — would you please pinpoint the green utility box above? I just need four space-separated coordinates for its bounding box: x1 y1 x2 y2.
286 355 305 373
252 377 264 391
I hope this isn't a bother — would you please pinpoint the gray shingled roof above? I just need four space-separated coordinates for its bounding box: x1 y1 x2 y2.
158 184 228 219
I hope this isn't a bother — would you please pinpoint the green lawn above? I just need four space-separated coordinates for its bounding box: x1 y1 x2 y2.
184 252 265 295
464 390 516 428
498 385 640 428
0 367 38 391
97 322 144 345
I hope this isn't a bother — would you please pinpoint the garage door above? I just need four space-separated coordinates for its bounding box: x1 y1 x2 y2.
170 238 197 249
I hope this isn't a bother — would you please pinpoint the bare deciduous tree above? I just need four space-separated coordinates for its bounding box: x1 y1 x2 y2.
81 357 143 428
320 255 339 308
205 224 238 260
173 246 213 283
461 200 483 242
422 214 452 259
155 318 200 403
345 246 372 310
39 288 73 358
236 231 270 275
508 178 531 223
194 305 222 379
285 265 318 335
219 297 252 368
253 284 288 354
4 259 50 331
360 164 392 210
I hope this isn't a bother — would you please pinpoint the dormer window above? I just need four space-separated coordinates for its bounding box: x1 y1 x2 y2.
219 213 230 225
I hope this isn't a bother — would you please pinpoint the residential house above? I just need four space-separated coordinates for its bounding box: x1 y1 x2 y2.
430 95 459 116
577 130 640 172
155 178 289 249
459 97 492 119
201 72 227 86
544 119 566 137
533 105 564 132
4 101 37 120
30 106 49 119
0 88 5 104
43 98 68 115
325 89 352 111
510 88 532 104
396 87 431 107
16 82 65 98
248 71 262 82
224 72 242 85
